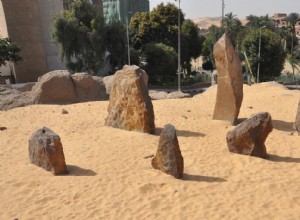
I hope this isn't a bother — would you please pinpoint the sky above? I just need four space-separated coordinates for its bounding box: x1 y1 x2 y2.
150 0 300 19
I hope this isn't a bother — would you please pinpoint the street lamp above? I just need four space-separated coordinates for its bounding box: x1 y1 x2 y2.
257 26 266 83
175 0 181 91
126 12 131 65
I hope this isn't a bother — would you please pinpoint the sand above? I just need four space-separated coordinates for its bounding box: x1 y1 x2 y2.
0 82 299 220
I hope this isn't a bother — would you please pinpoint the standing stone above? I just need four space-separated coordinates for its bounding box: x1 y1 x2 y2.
152 124 184 179
294 98 300 135
105 65 155 134
226 112 273 159
29 127 67 175
213 33 243 124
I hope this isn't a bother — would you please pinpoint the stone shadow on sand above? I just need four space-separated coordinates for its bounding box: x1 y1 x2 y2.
66 165 97 176
234 118 247 125
182 174 227 182
272 120 294 132
155 127 205 137
268 154 300 163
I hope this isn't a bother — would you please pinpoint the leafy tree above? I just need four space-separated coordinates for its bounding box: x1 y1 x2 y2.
285 13 300 52
143 43 177 84
245 14 276 30
242 29 285 81
52 0 105 74
104 21 127 70
0 38 22 65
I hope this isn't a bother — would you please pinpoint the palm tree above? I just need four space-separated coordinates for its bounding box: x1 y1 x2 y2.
221 12 243 47
285 13 300 52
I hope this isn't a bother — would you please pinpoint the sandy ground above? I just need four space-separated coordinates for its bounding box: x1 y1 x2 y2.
0 82 299 220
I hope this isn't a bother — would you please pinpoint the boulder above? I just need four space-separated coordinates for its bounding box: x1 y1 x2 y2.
294 98 300 135
103 75 115 95
105 65 155 134
149 90 168 100
31 70 77 104
212 33 243 124
226 112 273 159
166 91 191 99
29 127 67 175
71 73 108 101
151 124 184 178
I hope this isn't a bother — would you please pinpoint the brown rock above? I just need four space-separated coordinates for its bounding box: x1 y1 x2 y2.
294 98 300 135
152 124 184 178
226 112 273 159
71 73 108 102
29 127 67 175
105 65 155 134
213 33 243 124
31 70 77 104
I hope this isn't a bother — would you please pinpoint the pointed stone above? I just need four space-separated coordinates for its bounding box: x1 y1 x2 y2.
213 33 243 124
226 112 273 159
152 124 184 178
105 65 155 134
29 127 67 175
294 98 300 135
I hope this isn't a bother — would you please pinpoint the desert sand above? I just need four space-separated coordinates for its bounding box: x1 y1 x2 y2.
0 82 299 220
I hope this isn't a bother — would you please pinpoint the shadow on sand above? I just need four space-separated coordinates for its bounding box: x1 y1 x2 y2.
65 165 97 176
268 154 300 163
272 120 294 132
155 127 205 137
182 174 227 183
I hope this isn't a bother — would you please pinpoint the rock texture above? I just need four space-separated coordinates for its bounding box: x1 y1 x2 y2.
105 66 155 134
213 33 243 124
31 70 77 104
295 98 300 135
29 127 67 175
71 73 108 102
151 124 184 178
226 112 273 159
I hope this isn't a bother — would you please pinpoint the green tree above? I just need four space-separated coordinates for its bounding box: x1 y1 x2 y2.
243 29 285 81
221 12 243 47
143 43 177 85
52 0 105 74
0 38 22 65
285 13 300 52
287 45 300 82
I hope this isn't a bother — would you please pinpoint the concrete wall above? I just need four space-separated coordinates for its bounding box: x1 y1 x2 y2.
38 0 65 71
1 0 48 83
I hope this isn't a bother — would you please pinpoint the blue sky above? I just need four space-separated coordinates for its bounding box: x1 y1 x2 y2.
150 0 300 19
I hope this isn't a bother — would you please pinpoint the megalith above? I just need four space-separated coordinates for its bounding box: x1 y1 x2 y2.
152 124 184 179
226 112 273 159
294 98 300 135
213 33 243 124
105 65 155 134
29 127 67 175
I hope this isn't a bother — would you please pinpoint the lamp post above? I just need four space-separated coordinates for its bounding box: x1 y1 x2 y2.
175 0 181 91
257 26 266 83
126 12 131 65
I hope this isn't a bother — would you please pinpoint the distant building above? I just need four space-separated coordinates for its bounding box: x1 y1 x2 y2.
102 0 149 24
271 13 300 38
0 0 103 83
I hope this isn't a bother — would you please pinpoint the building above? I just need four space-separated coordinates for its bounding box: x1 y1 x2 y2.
102 0 149 24
0 0 103 83
271 13 300 38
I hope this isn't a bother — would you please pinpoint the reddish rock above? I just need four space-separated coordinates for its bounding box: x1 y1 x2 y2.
294 98 300 135
152 124 184 178
105 65 155 134
226 112 273 159
29 127 67 175
213 33 243 124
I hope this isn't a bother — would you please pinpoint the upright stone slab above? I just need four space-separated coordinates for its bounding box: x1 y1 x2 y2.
213 33 243 124
29 127 67 175
294 98 300 135
226 112 273 159
105 65 155 134
151 124 184 179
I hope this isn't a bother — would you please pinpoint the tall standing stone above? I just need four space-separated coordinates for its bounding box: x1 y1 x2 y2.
152 124 184 179
213 33 243 124
105 65 155 134
295 98 300 135
29 127 67 175
226 112 273 159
